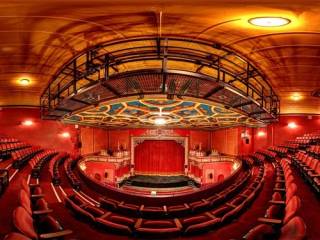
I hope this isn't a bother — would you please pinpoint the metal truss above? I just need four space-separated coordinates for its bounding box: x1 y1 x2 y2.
40 37 280 124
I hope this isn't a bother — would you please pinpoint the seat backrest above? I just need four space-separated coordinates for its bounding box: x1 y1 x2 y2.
284 196 301 224
279 216 306 240
20 179 30 196
13 207 37 239
286 183 297 203
19 189 32 215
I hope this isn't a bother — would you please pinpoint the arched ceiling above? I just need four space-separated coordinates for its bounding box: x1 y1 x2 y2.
0 0 319 114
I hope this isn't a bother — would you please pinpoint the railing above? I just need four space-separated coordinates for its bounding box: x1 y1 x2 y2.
40 37 279 123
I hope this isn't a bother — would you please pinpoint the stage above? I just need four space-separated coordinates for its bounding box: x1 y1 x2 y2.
122 175 197 188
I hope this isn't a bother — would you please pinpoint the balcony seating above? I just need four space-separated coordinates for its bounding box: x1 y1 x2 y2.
30 151 57 178
292 151 320 193
11 206 72 239
243 216 306 240
12 147 43 169
0 169 9 196
64 157 81 190
134 218 182 237
48 152 68 185
0 142 29 160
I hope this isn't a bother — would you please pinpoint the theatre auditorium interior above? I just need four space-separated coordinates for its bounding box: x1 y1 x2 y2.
1 1 320 240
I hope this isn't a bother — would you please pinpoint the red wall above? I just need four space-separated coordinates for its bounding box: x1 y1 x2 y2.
211 127 239 156
211 115 320 156
80 127 108 155
0 108 77 153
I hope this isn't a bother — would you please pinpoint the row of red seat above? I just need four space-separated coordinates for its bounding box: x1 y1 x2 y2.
0 142 29 159
99 170 251 219
251 152 266 162
292 151 320 194
244 158 306 240
307 145 320 157
64 164 264 237
256 149 277 160
64 157 81 190
0 137 19 143
48 152 68 185
4 179 73 240
12 147 43 169
29 151 57 178
268 146 288 157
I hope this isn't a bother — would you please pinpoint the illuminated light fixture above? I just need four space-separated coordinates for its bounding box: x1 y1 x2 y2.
233 163 239 170
19 78 31 86
288 122 297 129
248 17 291 27
154 117 167 125
291 93 302 101
257 130 266 137
22 120 33 126
61 132 70 138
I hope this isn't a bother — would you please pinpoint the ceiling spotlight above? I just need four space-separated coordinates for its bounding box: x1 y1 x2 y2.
249 17 291 27
19 78 31 86
22 120 33 126
154 117 166 125
291 93 302 101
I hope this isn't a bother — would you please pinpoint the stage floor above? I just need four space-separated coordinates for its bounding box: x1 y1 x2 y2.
122 175 196 188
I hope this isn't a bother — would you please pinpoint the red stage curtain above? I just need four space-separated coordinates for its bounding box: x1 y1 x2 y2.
134 140 184 175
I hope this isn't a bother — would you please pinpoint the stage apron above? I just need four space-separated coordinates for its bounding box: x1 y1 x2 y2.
134 140 184 175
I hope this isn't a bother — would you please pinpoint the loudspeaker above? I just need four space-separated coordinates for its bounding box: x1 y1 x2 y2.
245 138 250 144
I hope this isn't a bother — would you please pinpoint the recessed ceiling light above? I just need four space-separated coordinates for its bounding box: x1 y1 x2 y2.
248 17 291 27
154 117 166 125
291 93 302 101
19 78 31 86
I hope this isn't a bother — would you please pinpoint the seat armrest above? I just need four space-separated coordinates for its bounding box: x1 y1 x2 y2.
139 205 145 211
134 218 143 229
29 183 40 187
100 211 112 219
226 203 236 208
39 229 73 239
310 174 320 177
205 211 215 219
174 218 183 229
239 193 248 198
184 203 190 209
258 217 282 224
33 209 53 215
269 200 285 205
31 194 45 198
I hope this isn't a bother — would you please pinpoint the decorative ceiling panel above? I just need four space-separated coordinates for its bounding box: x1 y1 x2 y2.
63 96 262 129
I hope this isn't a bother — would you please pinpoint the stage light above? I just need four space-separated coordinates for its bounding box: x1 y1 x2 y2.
18 78 31 86
22 120 33 126
288 122 297 129
154 117 166 125
61 132 70 138
249 17 290 27
291 93 302 101
257 131 266 137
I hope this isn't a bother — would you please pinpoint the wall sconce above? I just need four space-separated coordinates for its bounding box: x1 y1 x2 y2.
288 122 297 129
22 120 33 126
257 130 266 137
60 132 70 138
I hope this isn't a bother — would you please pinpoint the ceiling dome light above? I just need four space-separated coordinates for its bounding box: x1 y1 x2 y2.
249 17 291 27
154 117 166 125
61 132 70 138
19 78 31 86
